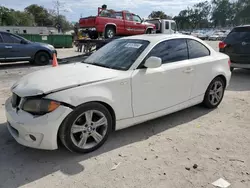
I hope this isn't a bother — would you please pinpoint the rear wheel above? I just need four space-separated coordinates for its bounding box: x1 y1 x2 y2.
59 102 112 153
104 27 115 39
34 51 50 65
202 77 225 108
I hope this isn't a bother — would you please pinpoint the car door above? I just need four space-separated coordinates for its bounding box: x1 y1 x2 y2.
1 32 32 61
162 20 170 34
131 39 195 116
0 34 5 61
132 14 145 35
186 39 213 98
124 13 135 35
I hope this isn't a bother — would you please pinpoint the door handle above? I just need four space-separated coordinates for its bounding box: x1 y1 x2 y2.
183 67 194 73
5 46 12 49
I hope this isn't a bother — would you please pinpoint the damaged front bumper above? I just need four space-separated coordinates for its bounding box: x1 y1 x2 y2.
5 97 72 150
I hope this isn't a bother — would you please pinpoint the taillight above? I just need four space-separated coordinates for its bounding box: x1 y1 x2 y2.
228 59 231 67
219 41 226 49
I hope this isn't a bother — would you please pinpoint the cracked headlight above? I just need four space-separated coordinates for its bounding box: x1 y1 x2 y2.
22 98 60 115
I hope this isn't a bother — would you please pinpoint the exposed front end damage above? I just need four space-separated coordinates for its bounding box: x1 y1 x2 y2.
5 97 73 150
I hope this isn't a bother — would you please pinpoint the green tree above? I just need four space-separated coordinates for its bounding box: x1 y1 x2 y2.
13 11 35 26
25 4 53 26
211 0 232 27
148 11 172 19
0 6 16 25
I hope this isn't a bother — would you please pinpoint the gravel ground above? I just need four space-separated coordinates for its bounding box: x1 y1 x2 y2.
0 41 250 188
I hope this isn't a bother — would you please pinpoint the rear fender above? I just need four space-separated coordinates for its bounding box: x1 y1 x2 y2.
104 23 117 33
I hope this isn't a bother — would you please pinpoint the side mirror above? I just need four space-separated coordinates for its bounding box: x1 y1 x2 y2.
141 18 144 23
21 39 28 44
144 56 162 68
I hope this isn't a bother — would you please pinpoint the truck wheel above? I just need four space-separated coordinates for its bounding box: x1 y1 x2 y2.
105 27 115 39
34 51 50 65
146 29 152 34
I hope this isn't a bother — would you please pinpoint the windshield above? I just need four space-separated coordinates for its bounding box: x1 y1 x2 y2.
84 39 149 70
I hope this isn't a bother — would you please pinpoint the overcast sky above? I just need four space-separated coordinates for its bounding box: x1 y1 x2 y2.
1 0 201 22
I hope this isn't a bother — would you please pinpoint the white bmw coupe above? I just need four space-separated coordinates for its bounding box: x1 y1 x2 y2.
5 34 231 153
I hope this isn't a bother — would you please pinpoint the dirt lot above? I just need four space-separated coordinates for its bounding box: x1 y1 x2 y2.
0 42 250 188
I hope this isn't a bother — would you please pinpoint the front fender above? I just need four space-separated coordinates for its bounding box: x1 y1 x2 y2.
32 47 54 59
45 79 133 120
46 86 113 108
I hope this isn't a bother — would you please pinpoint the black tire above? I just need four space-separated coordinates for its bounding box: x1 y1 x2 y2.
104 27 115 39
230 67 234 72
146 29 152 34
59 102 112 153
34 51 50 65
202 77 225 109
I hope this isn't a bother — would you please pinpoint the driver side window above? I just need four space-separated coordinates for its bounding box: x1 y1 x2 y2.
133 15 141 23
146 39 188 64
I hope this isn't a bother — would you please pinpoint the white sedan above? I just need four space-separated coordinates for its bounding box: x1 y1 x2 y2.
5 34 231 153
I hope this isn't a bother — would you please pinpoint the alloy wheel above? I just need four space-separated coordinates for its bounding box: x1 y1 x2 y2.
70 110 108 149
208 81 223 106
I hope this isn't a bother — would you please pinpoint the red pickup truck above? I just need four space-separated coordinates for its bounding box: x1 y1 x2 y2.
79 8 156 39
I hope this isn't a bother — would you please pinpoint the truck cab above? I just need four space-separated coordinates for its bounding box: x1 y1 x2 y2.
145 19 177 34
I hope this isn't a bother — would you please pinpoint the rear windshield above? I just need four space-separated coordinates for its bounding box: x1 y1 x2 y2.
225 27 250 43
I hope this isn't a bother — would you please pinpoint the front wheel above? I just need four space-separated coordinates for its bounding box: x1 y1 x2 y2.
146 29 152 34
34 51 50 65
202 77 225 109
59 102 112 153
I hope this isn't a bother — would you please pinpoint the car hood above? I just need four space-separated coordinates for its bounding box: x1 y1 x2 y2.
11 63 121 97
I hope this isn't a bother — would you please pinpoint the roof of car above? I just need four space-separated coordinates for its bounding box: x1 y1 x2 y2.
122 34 199 43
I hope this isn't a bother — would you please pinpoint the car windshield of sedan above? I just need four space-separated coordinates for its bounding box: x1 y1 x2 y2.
83 39 149 70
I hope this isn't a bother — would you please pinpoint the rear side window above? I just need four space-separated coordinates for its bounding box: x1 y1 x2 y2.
147 39 188 64
1 33 21 44
225 27 250 43
114 12 122 19
165 21 169 29
187 39 210 59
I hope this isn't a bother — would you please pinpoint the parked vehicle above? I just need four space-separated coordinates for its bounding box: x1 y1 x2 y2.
219 25 250 71
0 31 56 65
191 31 199 38
221 30 231 40
144 19 177 34
79 8 156 39
208 31 225 41
197 32 208 40
5 34 231 153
